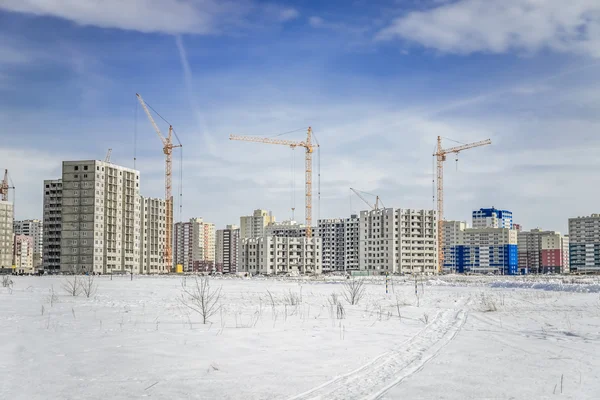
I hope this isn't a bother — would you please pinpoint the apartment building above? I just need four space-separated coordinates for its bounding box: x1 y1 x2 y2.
60 160 141 274
457 228 518 274
568 214 600 273
240 209 275 240
240 236 322 275
13 219 43 271
562 235 570 273
265 220 309 238
0 200 14 270
518 229 567 274
42 179 62 273
139 197 166 274
174 217 215 272
359 208 437 274
317 218 345 272
344 214 360 272
442 220 467 273
14 235 33 274
472 207 513 229
216 225 239 274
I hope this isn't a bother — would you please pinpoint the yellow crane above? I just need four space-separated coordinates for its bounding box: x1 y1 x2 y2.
230 127 317 238
0 169 11 202
350 188 384 211
136 93 182 272
433 136 491 273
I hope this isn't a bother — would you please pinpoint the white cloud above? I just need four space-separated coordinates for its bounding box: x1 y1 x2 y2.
379 0 600 57
308 16 324 27
0 0 296 34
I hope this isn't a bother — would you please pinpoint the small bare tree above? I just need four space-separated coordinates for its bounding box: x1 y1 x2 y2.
2 275 13 288
62 273 81 297
342 278 366 305
81 275 98 298
179 276 222 324
47 285 58 306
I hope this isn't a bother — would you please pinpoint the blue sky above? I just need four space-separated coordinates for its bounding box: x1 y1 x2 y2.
2 0 600 233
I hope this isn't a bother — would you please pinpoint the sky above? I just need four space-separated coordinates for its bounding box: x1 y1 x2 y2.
2 0 600 234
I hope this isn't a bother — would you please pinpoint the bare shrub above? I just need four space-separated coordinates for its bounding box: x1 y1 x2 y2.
2 275 13 288
62 274 81 297
479 293 497 312
81 275 98 298
284 289 302 306
420 313 430 324
336 302 345 319
47 286 58 306
328 292 339 307
179 276 222 324
342 278 366 305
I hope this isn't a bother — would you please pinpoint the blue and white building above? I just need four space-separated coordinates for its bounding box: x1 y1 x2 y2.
472 207 513 229
456 228 518 275
442 220 467 273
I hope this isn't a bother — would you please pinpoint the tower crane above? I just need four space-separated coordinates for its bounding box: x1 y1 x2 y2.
136 93 182 272
230 127 317 238
1 169 14 202
105 148 112 163
433 136 491 273
350 188 385 211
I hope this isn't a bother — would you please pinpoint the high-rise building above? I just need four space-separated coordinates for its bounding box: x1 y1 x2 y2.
216 225 240 274
240 209 275 240
13 219 43 272
562 235 570 273
472 207 513 229
513 223 522 232
442 220 467 273
457 228 518 274
240 236 322 275
60 160 141 274
518 229 566 274
174 217 215 272
317 218 345 272
14 235 33 274
0 200 14 270
359 208 437 274
139 197 166 274
344 214 360 272
568 214 600 273
42 179 62 273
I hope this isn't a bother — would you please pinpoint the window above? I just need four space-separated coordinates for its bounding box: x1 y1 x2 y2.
74 166 79 171
84 166 88 171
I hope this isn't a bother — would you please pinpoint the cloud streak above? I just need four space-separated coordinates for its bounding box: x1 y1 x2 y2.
379 0 600 57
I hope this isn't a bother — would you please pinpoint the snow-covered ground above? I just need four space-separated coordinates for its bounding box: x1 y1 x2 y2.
1 275 599 399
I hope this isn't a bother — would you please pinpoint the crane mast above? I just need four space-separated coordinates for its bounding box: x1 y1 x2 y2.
1 169 9 202
433 136 491 273
136 93 182 272
230 127 317 238
350 188 384 211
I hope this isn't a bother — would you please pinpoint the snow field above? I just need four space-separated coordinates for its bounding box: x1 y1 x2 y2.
1 275 599 399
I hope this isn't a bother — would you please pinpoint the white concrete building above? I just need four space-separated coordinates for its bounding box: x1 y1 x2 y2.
265 220 309 238
42 179 62 273
317 218 345 272
174 217 215 272
14 219 43 272
139 197 166 274
216 225 239 274
0 200 14 270
568 214 600 273
240 236 322 275
459 228 518 274
14 235 33 274
562 235 570 273
359 208 437 274
442 220 467 273
240 209 275 240
344 214 360 272
60 160 141 274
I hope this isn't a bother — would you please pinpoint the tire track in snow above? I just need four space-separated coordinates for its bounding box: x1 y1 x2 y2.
288 305 468 400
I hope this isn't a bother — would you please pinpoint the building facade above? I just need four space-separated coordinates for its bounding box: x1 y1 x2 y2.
562 235 570 273
456 228 518 274
442 220 467 273
472 207 513 229
240 209 275 240
139 197 166 274
0 200 14 270
240 236 322 275
344 214 360 272
174 217 215 272
265 220 309 238
14 235 33 274
42 179 62 273
13 219 43 272
60 160 141 274
317 218 345 272
359 208 437 274
518 229 566 274
568 215 600 273
216 225 240 274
